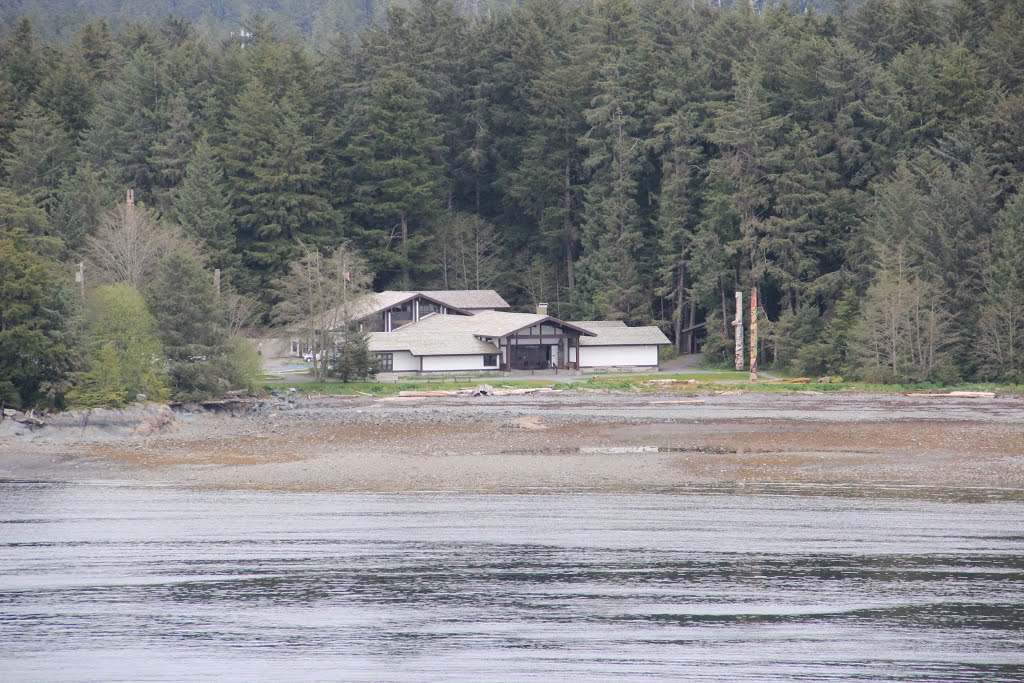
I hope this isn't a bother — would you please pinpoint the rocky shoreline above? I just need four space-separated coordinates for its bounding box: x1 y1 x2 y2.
2 391 1023 494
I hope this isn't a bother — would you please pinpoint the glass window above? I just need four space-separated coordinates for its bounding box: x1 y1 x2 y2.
483 354 498 367
375 352 393 372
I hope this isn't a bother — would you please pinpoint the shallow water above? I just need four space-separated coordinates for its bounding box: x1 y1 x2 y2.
1 482 1023 681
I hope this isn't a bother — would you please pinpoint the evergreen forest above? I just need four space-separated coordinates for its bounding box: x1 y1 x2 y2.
2 0 1024 410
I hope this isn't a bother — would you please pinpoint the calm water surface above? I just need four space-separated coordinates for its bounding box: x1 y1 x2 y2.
1 482 1023 681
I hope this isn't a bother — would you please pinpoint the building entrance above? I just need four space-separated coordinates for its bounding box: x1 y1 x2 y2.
510 345 550 370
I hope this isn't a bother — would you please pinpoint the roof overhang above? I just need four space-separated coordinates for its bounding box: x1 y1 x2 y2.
477 316 597 339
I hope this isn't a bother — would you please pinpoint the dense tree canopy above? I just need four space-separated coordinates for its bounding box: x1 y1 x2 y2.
2 0 1024 403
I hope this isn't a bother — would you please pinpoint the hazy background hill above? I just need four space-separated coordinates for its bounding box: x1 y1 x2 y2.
2 0 859 44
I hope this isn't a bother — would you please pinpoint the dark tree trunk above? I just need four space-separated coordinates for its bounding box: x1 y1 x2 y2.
675 253 685 354
563 159 576 299
400 212 409 290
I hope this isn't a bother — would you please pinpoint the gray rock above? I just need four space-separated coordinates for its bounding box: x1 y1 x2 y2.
14 403 175 442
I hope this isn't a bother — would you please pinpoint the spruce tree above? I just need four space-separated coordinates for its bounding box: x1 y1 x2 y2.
170 138 235 270
332 325 379 382
0 230 76 409
504 1 591 302
148 92 196 210
80 46 170 193
348 72 443 289
34 53 96 134
1 19 41 105
4 101 75 212
975 192 1024 381
145 249 241 399
50 164 111 254
704 64 786 290
223 86 338 293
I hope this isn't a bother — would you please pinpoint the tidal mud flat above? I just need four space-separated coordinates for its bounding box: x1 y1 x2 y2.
2 392 1024 494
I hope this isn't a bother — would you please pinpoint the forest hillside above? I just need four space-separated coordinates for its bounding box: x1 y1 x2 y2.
1 0 1023 410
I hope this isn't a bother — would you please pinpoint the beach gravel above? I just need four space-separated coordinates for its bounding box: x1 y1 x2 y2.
2 392 1023 494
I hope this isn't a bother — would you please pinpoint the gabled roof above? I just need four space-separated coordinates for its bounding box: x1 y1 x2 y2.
463 310 596 338
351 291 474 320
419 290 510 310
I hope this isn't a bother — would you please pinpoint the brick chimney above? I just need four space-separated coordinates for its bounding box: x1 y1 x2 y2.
536 302 548 316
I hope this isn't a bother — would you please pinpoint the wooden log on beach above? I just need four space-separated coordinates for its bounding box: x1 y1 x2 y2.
488 387 558 396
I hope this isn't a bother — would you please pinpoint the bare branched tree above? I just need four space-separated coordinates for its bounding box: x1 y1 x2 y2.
433 212 501 290
84 199 190 289
221 290 261 337
851 246 956 382
975 285 1024 382
272 241 373 382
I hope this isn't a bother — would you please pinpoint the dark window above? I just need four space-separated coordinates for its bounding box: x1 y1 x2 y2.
375 352 393 372
483 354 498 367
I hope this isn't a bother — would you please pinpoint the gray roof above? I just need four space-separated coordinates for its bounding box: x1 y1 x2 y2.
419 290 510 310
368 314 499 356
569 320 628 328
469 310 597 337
577 324 671 346
353 291 474 319
344 290 508 323
366 311 595 357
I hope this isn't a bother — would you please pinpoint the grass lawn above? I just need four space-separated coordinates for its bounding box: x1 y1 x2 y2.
272 374 1024 397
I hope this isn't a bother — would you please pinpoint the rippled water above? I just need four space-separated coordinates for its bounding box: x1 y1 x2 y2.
2 482 1023 681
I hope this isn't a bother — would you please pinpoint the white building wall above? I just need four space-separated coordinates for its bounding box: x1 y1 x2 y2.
420 354 492 372
390 350 419 372
576 345 659 368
